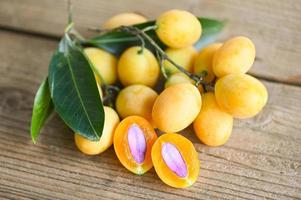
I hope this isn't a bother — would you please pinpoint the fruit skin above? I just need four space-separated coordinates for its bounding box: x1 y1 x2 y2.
165 72 204 93
152 83 202 132
114 116 157 175
215 74 268 118
84 48 117 85
165 72 193 88
74 106 120 155
193 92 233 146
151 133 200 188
116 85 158 125
194 43 222 83
117 46 160 87
213 36 255 77
163 46 197 74
156 9 202 48
103 12 147 29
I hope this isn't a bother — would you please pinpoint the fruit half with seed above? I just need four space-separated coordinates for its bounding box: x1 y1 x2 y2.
114 116 157 175
151 133 200 188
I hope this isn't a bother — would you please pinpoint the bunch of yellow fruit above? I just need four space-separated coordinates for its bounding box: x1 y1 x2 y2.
75 10 268 188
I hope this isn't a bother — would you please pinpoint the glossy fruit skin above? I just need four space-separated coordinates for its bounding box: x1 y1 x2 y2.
164 73 204 94
193 92 233 146
117 46 160 87
116 85 158 125
164 72 193 88
74 106 120 155
213 36 255 77
103 12 147 29
156 10 202 48
114 116 157 175
151 133 200 188
84 48 117 85
163 46 197 74
152 83 202 132
194 43 222 83
215 74 268 118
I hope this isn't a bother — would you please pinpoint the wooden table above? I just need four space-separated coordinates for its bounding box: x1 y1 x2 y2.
0 0 300 199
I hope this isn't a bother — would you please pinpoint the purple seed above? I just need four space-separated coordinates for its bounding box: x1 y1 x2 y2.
127 124 147 164
161 142 188 178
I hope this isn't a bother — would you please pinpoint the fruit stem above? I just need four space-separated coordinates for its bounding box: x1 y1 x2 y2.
155 50 169 79
118 25 206 87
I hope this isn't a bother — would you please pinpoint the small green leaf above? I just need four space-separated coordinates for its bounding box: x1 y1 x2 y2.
194 18 225 50
85 18 225 55
48 34 104 141
30 78 54 143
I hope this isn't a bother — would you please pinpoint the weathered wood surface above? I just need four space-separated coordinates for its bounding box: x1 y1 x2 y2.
0 29 300 199
0 0 301 85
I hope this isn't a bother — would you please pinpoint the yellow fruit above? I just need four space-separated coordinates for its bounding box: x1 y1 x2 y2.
213 36 255 77
116 85 158 125
164 72 204 94
194 43 222 83
156 10 202 48
152 83 202 132
163 46 197 74
74 106 120 155
164 72 193 88
84 48 117 85
118 46 160 87
215 74 268 118
103 12 147 29
193 92 233 146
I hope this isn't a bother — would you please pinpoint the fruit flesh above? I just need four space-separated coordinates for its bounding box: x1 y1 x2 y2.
163 46 197 74
152 83 202 132
194 43 222 83
114 116 157 175
103 12 147 29
215 74 268 118
193 92 233 146
213 36 255 77
156 9 202 48
84 48 117 85
151 133 200 188
116 85 158 125
117 46 160 87
75 106 120 155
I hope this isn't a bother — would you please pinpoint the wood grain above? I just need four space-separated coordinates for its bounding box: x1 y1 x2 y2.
0 0 301 85
0 29 300 199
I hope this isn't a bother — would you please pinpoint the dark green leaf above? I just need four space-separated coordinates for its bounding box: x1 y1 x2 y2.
30 78 54 143
48 34 104 141
85 18 225 55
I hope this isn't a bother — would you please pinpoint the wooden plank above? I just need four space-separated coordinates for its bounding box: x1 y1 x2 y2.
0 0 301 85
0 29 300 199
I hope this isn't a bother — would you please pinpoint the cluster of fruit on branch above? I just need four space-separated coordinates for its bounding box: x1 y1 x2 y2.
30 9 268 188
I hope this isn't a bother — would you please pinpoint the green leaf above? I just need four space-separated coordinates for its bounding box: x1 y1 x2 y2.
30 78 54 143
85 18 225 55
48 34 104 141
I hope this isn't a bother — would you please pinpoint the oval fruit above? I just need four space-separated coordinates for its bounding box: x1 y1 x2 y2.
75 106 120 155
165 72 204 93
156 10 202 48
151 133 200 188
215 74 268 118
163 46 197 74
114 116 157 175
103 12 147 29
116 85 158 125
84 48 117 85
213 36 255 77
117 46 160 87
152 83 202 132
193 92 233 146
194 43 222 83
